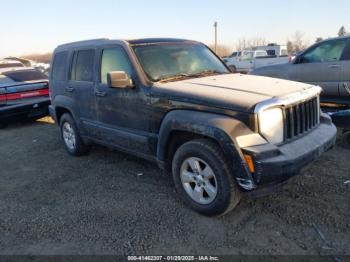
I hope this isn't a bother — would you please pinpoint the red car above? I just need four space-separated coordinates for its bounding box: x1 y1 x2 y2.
0 67 49 125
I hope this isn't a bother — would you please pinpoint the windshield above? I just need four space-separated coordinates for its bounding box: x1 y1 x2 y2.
132 43 229 82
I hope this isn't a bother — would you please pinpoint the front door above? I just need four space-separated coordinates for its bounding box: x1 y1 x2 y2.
293 38 347 98
93 45 154 156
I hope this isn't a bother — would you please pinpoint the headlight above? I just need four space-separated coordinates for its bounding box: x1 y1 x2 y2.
258 108 284 144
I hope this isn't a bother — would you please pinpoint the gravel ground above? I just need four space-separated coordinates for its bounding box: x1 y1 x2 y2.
0 118 349 255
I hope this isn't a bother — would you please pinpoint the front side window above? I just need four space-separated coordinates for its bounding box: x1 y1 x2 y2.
132 43 229 82
100 47 133 84
70 50 95 82
301 39 347 63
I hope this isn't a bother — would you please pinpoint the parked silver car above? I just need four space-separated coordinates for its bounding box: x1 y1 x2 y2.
251 36 350 105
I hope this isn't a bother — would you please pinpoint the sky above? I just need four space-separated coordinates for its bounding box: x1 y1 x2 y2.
1 0 349 57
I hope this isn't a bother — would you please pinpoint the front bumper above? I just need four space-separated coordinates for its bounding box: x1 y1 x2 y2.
242 113 337 187
0 97 50 122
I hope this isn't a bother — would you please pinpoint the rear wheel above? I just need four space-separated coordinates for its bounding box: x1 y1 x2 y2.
60 113 89 156
172 139 241 216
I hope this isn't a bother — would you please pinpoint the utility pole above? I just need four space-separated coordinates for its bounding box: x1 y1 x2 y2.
213 21 218 53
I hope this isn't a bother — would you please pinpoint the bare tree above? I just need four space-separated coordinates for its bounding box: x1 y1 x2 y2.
287 31 308 54
235 37 267 51
209 44 232 57
315 37 323 43
338 26 347 37
286 41 294 54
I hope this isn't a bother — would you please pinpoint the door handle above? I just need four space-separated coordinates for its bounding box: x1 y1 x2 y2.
94 90 107 97
65 86 74 92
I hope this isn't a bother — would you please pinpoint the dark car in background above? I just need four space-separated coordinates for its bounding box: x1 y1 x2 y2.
0 67 50 125
251 36 350 105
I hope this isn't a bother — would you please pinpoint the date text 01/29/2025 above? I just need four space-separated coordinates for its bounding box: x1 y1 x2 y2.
127 255 219 261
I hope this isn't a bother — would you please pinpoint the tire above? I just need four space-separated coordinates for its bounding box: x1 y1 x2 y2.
172 139 242 216
229 65 237 73
59 113 89 156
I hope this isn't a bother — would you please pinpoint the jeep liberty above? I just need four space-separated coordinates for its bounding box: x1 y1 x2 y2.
49 38 336 216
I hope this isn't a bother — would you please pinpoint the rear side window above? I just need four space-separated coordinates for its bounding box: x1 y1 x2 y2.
100 47 133 84
52 51 68 80
70 50 95 82
3 70 47 82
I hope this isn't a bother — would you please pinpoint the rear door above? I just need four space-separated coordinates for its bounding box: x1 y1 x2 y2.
293 38 347 97
339 39 350 98
68 49 97 131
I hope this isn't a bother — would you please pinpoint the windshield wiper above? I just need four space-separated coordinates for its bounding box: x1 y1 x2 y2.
157 73 191 83
188 70 227 77
157 70 227 83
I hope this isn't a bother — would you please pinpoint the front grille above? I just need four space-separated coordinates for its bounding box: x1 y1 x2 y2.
283 96 320 140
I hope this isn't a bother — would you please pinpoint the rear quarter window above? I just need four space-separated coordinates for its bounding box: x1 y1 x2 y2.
52 51 68 80
3 70 48 82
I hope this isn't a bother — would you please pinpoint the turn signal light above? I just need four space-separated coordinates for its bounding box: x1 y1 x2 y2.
243 154 255 174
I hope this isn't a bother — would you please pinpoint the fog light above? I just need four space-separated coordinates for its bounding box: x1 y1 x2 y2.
244 154 255 173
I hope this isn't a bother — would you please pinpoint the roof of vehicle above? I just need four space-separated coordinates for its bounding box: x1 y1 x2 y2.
317 35 350 44
55 38 199 51
127 38 197 45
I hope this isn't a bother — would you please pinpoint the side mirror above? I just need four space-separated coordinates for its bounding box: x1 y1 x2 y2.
107 71 134 89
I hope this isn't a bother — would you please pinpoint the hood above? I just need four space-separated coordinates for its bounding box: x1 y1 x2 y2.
155 74 314 113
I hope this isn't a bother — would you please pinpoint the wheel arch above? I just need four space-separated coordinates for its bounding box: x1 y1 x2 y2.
157 110 255 187
52 95 78 125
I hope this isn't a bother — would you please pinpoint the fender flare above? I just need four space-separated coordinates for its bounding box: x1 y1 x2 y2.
157 110 255 188
52 95 78 124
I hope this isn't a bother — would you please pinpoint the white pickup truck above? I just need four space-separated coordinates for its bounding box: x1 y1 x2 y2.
223 49 290 73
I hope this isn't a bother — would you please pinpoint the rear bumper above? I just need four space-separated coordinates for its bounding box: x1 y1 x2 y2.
0 97 50 122
242 113 337 188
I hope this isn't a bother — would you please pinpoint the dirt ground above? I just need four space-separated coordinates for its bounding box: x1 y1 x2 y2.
0 118 349 255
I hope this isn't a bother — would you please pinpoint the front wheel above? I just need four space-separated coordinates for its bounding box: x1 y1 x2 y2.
172 139 241 216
